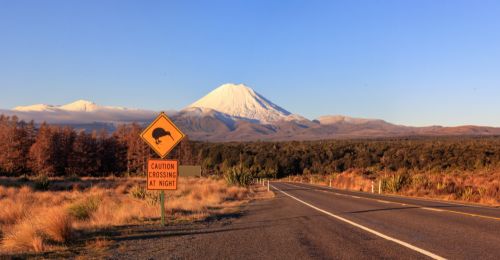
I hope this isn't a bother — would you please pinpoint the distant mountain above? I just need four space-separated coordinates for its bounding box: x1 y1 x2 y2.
315 115 388 125
14 99 131 113
2 83 500 141
2 100 157 129
187 84 306 123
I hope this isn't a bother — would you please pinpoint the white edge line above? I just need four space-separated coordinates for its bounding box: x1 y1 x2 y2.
293 182 495 210
272 185 446 260
422 207 445 212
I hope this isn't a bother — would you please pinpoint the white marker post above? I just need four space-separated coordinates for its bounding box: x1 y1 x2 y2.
267 180 270 191
371 181 374 193
329 179 332 188
378 180 382 194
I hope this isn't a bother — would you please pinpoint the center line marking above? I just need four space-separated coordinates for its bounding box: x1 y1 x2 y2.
272 185 446 260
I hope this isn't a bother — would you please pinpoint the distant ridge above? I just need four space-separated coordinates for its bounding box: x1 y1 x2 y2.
14 99 131 112
2 83 500 141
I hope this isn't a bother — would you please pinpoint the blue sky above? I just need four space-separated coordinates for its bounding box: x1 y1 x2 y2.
1 0 499 126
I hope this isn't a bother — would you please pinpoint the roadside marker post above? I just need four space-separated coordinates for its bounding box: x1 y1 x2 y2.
371 181 374 193
267 180 270 191
329 179 332 188
140 112 186 227
378 180 382 194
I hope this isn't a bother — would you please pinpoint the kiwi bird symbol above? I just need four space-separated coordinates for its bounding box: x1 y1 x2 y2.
152 127 174 145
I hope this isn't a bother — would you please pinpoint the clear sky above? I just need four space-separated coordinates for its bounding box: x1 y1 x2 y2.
1 0 499 126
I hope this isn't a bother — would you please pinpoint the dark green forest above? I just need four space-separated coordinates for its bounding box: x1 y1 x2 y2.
193 137 500 178
1 115 500 178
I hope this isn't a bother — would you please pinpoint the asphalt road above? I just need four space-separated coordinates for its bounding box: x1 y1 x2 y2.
109 182 500 260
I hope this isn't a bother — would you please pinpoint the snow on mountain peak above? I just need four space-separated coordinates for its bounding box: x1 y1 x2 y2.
60 100 98 112
187 83 294 123
13 103 58 112
13 99 130 112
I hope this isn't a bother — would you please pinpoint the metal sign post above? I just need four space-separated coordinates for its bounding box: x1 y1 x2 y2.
160 191 165 226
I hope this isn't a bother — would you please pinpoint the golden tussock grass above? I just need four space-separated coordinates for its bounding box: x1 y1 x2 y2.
290 169 500 206
2 218 45 252
0 177 256 254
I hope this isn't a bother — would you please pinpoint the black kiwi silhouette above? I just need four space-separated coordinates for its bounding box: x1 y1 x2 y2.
152 128 174 144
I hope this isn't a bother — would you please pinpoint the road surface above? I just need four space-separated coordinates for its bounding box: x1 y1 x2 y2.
109 182 500 259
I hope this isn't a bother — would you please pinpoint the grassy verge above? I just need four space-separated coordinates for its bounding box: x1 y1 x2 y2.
0 177 269 255
286 169 500 206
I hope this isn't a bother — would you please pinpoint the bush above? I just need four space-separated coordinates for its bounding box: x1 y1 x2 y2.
18 174 30 183
33 175 50 191
68 196 100 220
65 174 81 182
129 185 160 205
383 172 410 193
224 167 253 187
129 185 146 200
459 187 475 201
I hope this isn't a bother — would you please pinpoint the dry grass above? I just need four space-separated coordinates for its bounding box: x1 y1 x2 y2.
289 169 500 206
85 237 113 251
0 177 255 254
2 218 45 252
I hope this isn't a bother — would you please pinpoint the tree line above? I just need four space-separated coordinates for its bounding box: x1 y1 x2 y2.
192 137 500 178
1 115 500 178
0 115 192 177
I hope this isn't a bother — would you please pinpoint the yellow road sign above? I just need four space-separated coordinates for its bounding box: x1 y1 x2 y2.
140 112 185 158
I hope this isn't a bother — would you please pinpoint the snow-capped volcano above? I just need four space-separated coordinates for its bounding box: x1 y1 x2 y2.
187 83 301 123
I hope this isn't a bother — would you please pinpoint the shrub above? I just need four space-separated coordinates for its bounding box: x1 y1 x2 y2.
459 187 475 201
224 167 253 187
65 174 81 182
383 172 410 193
33 175 50 191
129 185 160 205
18 174 30 183
129 185 146 200
68 196 100 220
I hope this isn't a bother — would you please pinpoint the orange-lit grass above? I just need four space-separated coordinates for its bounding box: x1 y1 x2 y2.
289 169 500 206
0 177 253 253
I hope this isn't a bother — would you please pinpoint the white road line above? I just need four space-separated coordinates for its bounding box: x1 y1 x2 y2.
287 182 500 221
293 182 495 210
422 207 445 212
272 185 446 260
